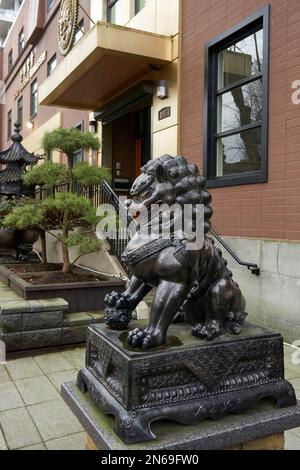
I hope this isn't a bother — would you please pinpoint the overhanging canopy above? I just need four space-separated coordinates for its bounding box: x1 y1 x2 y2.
39 22 174 111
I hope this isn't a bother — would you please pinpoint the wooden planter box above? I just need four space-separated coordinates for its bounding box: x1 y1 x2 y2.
0 265 125 313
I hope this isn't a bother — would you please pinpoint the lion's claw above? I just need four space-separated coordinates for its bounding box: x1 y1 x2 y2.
192 323 207 339
104 291 123 308
127 328 147 347
127 328 164 349
192 320 222 340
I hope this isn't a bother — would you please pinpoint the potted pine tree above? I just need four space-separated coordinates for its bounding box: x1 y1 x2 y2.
0 128 125 312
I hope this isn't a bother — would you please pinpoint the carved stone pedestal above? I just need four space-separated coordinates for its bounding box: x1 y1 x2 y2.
85 432 286 451
73 321 296 445
62 380 300 450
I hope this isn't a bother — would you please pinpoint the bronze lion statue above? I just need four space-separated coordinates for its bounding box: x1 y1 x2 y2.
104 155 246 349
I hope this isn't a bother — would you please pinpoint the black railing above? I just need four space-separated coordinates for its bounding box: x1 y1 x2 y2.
34 181 260 276
99 180 135 272
35 180 132 273
210 228 260 276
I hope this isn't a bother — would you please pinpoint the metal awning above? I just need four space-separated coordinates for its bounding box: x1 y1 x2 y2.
39 22 174 111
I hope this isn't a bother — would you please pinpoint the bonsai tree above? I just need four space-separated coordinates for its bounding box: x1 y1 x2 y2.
4 193 103 273
23 161 69 188
42 128 100 187
4 127 111 273
3 199 49 265
0 198 18 226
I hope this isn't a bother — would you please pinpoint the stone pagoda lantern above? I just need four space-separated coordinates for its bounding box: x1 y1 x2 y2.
0 122 41 197
0 123 41 260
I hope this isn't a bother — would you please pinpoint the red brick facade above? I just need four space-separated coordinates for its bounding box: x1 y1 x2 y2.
0 0 90 155
180 0 300 241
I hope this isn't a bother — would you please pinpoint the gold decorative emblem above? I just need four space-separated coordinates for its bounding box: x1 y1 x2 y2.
58 0 79 56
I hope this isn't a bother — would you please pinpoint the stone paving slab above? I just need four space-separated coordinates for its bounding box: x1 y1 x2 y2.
0 427 7 450
0 365 10 385
61 348 86 370
285 368 300 380
45 431 87 450
0 382 24 412
290 378 300 394
33 352 74 374
28 398 84 442
0 407 42 450
5 357 44 381
285 429 300 450
15 376 60 406
47 369 77 392
19 443 46 450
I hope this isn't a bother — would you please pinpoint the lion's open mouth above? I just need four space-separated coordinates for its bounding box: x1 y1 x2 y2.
139 188 153 201
130 179 154 199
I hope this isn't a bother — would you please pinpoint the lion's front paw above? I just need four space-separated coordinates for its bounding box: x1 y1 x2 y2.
127 328 164 350
193 320 222 340
127 328 147 348
192 322 207 339
104 291 123 308
104 307 132 330
205 320 221 340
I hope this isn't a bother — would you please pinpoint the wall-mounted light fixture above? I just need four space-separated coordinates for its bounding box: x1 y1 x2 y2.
89 120 98 134
26 121 34 129
156 80 169 100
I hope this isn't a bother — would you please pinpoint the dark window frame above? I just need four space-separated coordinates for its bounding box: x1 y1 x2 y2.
135 0 146 15
17 96 23 129
72 120 84 164
107 0 119 22
8 49 13 73
74 18 84 45
30 79 38 119
204 6 270 188
46 0 55 12
7 110 12 140
18 28 24 56
47 54 57 76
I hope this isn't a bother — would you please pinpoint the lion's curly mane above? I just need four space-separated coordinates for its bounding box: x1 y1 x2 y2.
142 155 213 234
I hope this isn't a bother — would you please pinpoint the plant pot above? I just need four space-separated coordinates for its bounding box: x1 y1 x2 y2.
0 265 126 313
0 228 39 260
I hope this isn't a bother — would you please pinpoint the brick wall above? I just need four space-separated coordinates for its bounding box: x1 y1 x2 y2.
180 0 300 241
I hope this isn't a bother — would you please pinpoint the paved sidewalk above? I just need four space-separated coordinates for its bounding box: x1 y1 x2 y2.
0 344 299 450
0 348 87 450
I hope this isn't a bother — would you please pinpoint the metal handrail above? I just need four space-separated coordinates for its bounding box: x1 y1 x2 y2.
34 181 260 276
210 227 260 276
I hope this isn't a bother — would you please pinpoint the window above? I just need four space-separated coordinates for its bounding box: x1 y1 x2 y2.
46 0 55 12
30 80 38 117
17 96 23 128
204 7 269 187
8 49 13 73
74 19 84 45
47 54 57 76
107 0 121 24
135 0 146 15
18 29 24 55
72 122 84 164
7 110 12 139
